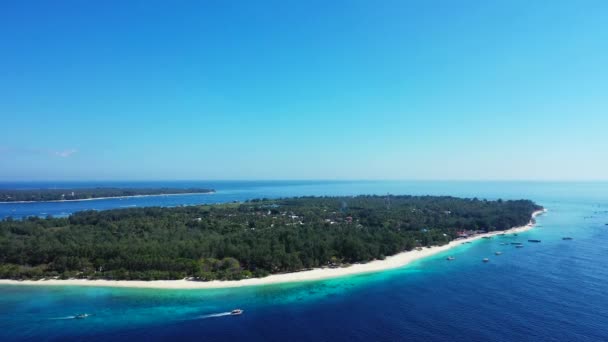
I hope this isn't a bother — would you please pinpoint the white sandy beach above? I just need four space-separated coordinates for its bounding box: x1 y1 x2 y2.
0 209 546 289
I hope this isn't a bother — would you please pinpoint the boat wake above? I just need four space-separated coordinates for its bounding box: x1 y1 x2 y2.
49 316 82 320
50 313 93 320
196 312 233 319
50 316 78 320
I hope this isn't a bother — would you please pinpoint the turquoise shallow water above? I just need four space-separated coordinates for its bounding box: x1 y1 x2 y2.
1 181 608 341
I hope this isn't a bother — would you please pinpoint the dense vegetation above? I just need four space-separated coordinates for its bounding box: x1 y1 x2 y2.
0 195 541 281
0 187 215 202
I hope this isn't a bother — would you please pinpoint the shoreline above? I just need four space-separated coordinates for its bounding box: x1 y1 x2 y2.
0 209 546 290
0 191 215 204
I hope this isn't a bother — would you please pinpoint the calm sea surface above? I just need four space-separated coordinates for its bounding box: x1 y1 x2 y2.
1 181 607 341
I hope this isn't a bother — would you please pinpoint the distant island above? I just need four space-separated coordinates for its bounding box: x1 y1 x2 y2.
0 195 542 284
0 187 215 203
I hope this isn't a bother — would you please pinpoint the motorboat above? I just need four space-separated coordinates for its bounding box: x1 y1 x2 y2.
482 258 490 263
74 313 91 319
230 309 244 315
446 256 455 261
495 251 503 255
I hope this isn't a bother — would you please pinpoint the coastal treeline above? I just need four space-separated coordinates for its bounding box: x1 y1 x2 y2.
0 196 541 281
0 187 215 202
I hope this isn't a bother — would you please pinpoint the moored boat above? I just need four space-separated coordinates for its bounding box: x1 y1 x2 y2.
516 245 524 248
528 239 541 243
447 256 455 261
482 258 490 263
562 237 573 240
495 251 502 255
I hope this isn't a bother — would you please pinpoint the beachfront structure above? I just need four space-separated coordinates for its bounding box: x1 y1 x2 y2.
457 229 489 238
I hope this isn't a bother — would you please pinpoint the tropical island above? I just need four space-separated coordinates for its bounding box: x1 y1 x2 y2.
0 187 215 203
0 195 543 286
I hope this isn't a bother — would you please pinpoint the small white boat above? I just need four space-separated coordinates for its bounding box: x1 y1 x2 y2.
230 309 244 315
446 256 455 261
482 258 490 263
495 251 502 255
74 313 91 319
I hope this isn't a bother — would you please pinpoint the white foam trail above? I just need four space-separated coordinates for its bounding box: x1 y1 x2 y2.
50 313 93 320
197 312 232 319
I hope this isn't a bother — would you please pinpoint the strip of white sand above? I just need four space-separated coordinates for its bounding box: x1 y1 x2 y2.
0 209 546 290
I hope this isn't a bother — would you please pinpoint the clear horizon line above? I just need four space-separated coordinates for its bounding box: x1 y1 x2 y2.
1 178 608 183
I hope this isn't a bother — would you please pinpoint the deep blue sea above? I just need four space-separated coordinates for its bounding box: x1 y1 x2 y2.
1 181 608 341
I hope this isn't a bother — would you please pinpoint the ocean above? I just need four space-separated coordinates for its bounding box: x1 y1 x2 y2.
1 181 607 341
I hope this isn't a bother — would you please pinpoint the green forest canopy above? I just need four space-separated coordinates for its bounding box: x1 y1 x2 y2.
0 195 542 281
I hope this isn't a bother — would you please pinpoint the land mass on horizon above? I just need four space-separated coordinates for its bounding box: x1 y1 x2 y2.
0 195 542 284
0 187 215 203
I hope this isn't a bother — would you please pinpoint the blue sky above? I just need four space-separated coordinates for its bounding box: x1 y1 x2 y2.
1 0 607 180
